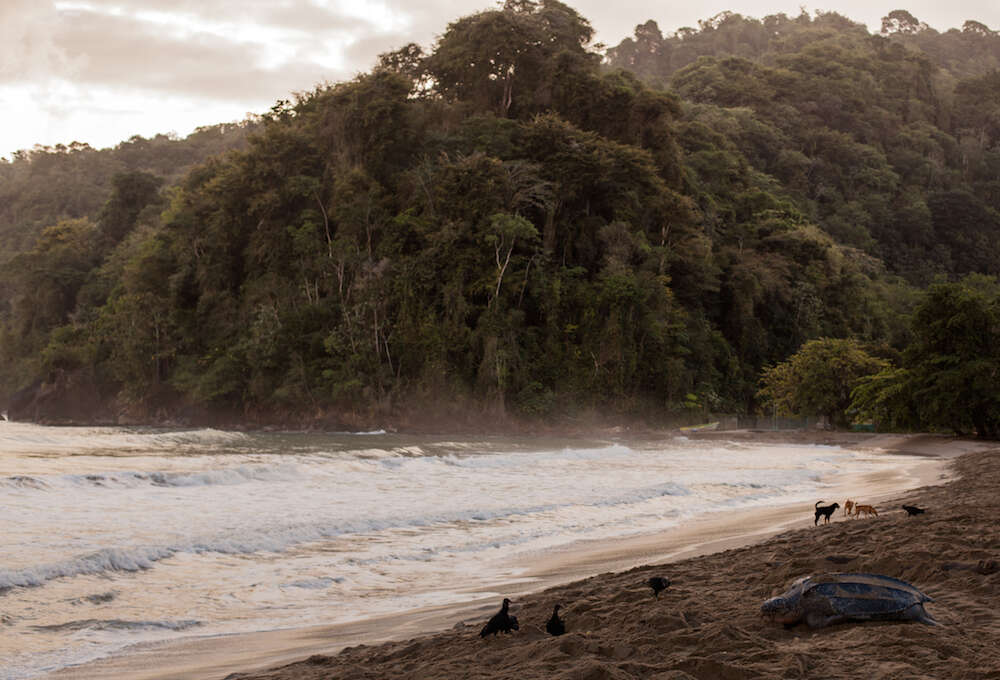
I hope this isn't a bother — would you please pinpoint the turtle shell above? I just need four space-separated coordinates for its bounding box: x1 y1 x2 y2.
766 573 937 628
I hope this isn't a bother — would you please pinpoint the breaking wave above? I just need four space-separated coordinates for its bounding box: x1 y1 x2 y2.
32 618 201 633
0 479 695 593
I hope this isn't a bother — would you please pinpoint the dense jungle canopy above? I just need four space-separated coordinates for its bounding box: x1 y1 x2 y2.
2 2 1000 432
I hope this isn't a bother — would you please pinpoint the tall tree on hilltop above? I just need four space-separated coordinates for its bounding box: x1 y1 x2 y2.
424 0 596 118
881 10 926 35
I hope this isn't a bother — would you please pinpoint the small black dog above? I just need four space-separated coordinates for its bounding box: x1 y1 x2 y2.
814 500 840 525
902 504 926 516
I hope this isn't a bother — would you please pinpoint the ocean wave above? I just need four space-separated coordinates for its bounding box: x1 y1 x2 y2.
352 446 426 461
0 423 248 455
6 464 302 492
0 475 49 489
0 546 175 590
596 481 691 506
0 523 384 592
120 464 300 488
330 429 388 435
128 428 249 447
375 443 634 470
74 592 117 605
281 577 345 589
32 618 201 633
0 479 694 593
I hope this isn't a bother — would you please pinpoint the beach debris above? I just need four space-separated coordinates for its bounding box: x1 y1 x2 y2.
546 604 566 636
976 559 999 575
761 573 937 628
479 598 517 637
902 504 926 516
824 554 856 565
940 559 997 575
648 576 671 599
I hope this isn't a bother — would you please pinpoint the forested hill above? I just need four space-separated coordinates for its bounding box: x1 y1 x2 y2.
2 2 999 432
0 123 257 261
606 9 1000 283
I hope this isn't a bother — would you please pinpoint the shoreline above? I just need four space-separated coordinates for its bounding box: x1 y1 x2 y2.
41 432 978 680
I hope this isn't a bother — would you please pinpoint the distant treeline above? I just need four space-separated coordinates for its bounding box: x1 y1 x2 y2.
2 2 999 433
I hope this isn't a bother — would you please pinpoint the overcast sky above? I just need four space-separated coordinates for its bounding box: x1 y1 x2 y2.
3 0 999 160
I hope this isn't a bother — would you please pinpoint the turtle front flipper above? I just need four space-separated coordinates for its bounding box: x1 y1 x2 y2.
805 611 848 628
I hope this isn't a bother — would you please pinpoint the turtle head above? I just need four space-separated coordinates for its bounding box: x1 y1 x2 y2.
760 595 800 624
761 575 811 624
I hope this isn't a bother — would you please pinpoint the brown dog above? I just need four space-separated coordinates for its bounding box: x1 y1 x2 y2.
854 504 878 518
844 499 855 517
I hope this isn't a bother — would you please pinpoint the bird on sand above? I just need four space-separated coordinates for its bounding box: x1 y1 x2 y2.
546 604 566 636
648 576 671 599
480 598 515 637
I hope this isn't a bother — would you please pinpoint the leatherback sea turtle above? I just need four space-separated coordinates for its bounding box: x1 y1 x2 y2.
761 573 938 628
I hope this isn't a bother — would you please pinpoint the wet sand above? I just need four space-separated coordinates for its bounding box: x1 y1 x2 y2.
46 432 999 679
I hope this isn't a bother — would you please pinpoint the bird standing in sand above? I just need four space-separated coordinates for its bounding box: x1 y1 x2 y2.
648 576 671 599
479 598 516 637
546 604 566 636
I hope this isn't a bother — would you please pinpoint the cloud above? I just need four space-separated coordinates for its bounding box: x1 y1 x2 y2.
3 0 999 158
51 8 346 101
0 0 79 82
7 1 1000 97
2 1 392 98
61 0 373 34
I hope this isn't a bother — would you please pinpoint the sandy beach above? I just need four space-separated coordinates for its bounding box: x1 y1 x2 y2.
44 432 1000 679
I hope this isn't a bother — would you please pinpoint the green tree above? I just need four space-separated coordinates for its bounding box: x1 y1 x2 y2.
758 338 888 427
853 279 1000 437
881 10 925 35
97 171 164 248
424 0 596 118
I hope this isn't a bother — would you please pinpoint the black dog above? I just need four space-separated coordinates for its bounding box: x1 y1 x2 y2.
902 504 926 516
814 501 840 525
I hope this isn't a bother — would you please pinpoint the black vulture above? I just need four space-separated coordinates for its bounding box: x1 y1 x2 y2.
479 598 514 637
546 604 565 636
648 576 671 599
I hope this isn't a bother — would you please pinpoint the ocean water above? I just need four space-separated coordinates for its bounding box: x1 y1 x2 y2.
0 422 911 678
